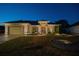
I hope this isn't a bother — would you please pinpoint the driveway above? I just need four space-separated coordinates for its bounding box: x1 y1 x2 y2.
0 34 22 44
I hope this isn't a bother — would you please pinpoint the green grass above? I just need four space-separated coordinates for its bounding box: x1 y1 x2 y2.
0 35 79 56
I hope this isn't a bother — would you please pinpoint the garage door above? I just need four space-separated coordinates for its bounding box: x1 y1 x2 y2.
9 26 23 35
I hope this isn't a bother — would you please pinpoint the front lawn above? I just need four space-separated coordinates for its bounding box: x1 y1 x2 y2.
0 35 79 56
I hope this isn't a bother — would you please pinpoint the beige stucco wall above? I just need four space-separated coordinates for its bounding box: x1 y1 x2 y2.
48 25 56 33
5 23 33 35
38 21 48 25
22 23 32 35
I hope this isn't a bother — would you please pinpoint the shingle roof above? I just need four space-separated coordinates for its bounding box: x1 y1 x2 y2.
6 20 38 25
5 20 56 25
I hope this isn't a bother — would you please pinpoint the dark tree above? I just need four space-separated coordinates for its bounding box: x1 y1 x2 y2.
0 26 5 34
55 19 70 34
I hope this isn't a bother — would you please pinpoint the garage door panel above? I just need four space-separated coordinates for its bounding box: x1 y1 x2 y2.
9 26 23 35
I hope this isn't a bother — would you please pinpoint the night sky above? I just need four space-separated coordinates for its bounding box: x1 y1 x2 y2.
0 3 79 24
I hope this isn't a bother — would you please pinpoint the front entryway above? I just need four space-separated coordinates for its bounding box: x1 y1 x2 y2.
40 26 47 35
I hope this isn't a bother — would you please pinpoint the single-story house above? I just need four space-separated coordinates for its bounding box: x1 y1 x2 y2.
5 20 60 35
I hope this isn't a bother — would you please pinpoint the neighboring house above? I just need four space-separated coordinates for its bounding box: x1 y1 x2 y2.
70 21 79 35
5 20 60 35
